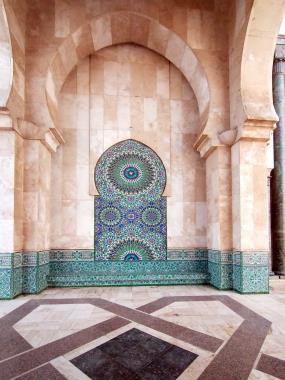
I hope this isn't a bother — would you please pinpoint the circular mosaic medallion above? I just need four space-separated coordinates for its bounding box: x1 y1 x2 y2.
123 166 139 180
107 153 155 195
99 206 121 226
125 210 138 223
124 253 140 262
141 207 162 227
108 239 154 261
95 140 166 199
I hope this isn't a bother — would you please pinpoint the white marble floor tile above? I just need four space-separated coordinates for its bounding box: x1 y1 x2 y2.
14 304 114 347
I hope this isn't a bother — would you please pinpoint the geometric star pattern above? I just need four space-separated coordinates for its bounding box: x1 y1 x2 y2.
0 295 283 379
95 139 167 261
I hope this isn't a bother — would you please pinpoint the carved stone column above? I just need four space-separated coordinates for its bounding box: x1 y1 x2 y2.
272 37 285 276
194 133 234 290
0 110 24 299
0 114 62 299
18 119 61 295
231 133 270 293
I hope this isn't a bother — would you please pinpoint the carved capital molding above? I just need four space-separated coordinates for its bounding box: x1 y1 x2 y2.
218 128 238 146
194 120 273 157
16 119 48 139
41 129 61 153
0 109 64 152
236 119 276 143
15 119 62 152
193 133 223 159
273 59 285 74
0 107 13 129
274 37 285 74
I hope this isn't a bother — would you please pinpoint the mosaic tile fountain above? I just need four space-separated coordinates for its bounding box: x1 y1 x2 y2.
94 139 167 261
0 140 269 298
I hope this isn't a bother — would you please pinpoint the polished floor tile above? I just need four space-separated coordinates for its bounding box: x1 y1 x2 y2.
1 280 285 379
71 328 197 380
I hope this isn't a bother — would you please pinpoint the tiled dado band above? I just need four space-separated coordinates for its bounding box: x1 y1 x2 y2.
208 250 269 293
0 251 49 299
0 249 269 299
48 249 209 289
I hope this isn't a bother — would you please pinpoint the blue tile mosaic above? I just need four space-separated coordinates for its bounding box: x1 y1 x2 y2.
94 139 167 261
48 250 209 287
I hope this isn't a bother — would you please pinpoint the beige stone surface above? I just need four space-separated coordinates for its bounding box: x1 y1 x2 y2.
153 300 242 340
0 129 23 252
4 0 26 119
14 304 115 347
0 0 13 107
206 146 232 250
23 140 51 251
52 44 206 249
231 139 269 251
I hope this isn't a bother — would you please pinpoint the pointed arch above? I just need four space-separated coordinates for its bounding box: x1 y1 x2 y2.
0 0 13 107
240 0 285 124
45 11 210 133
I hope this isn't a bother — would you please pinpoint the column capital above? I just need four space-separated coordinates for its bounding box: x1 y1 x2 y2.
0 109 64 152
235 119 276 143
0 107 13 129
15 119 63 153
194 129 238 158
274 36 285 74
193 133 222 159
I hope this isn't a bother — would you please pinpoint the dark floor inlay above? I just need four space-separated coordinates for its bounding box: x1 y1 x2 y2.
71 328 198 380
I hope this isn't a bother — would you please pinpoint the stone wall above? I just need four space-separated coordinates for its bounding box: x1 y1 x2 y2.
51 44 206 250
1 0 283 298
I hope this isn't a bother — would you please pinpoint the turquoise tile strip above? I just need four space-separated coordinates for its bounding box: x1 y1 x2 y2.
233 251 269 293
50 250 94 262
0 252 22 299
167 249 207 261
22 251 49 294
0 249 270 299
48 260 209 287
208 250 233 289
48 249 209 287
0 251 49 299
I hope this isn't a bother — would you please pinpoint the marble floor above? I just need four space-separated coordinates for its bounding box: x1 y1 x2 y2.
0 280 285 379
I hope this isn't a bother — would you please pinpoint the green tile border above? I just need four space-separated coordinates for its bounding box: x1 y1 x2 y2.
233 251 269 294
208 250 233 290
0 251 49 299
0 249 270 299
0 252 22 299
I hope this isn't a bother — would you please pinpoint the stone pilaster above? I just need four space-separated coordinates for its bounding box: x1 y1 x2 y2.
0 114 61 298
20 120 60 294
271 38 285 276
231 121 273 293
194 134 234 289
0 110 24 298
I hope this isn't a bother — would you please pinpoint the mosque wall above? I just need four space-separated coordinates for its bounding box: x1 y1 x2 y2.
4 0 27 119
51 44 207 250
1 0 279 297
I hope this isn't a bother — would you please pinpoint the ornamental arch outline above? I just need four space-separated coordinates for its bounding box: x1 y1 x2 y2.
45 10 211 134
94 139 167 262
